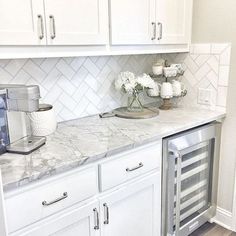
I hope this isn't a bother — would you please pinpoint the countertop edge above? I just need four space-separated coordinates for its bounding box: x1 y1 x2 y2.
1 111 226 192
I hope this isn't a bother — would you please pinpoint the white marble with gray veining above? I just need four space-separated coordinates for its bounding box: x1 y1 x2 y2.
0 107 225 191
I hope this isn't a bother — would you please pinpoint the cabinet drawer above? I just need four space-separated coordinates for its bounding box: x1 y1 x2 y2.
5 166 98 233
99 141 162 191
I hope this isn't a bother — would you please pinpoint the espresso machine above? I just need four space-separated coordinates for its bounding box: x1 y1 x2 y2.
0 84 46 155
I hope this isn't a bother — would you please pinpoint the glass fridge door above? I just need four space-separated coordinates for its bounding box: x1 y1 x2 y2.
168 139 214 235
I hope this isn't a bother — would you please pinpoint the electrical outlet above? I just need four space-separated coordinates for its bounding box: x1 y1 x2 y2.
198 88 212 105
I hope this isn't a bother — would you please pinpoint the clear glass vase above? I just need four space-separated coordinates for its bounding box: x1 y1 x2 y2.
127 90 143 112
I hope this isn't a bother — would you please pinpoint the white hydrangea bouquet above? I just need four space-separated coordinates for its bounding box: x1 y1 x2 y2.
115 71 156 112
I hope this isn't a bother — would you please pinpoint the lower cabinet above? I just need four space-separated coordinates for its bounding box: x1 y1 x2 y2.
12 172 160 236
99 172 160 236
15 200 100 236
7 142 162 236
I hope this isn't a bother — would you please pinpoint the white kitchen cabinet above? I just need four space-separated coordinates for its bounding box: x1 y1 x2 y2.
110 0 192 45
156 0 193 44
5 166 98 233
110 0 156 45
44 0 108 45
17 201 100 236
3 141 162 236
99 172 161 236
99 141 161 191
0 0 46 45
0 0 108 46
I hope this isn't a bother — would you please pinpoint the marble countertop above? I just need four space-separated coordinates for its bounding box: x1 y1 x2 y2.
0 107 225 191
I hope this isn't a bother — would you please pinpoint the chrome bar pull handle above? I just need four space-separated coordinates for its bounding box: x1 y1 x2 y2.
151 22 156 40
93 208 99 230
49 15 56 39
126 162 143 172
103 203 109 224
42 192 68 206
175 151 182 236
158 22 163 40
37 15 44 40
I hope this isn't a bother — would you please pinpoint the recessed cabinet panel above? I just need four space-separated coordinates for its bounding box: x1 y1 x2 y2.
44 0 108 45
100 173 161 236
110 0 156 45
156 0 192 44
0 0 46 45
21 201 99 236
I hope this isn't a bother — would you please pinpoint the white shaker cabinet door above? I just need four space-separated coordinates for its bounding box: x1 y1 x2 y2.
0 0 46 45
20 201 100 236
156 0 193 44
100 172 161 236
44 0 108 45
110 0 156 45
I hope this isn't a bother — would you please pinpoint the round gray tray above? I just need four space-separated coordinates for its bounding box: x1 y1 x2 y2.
113 106 159 119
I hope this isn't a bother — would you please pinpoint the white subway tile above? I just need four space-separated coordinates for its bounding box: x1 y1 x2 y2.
23 60 46 83
220 46 231 65
193 44 211 54
195 55 210 67
5 59 27 76
195 64 211 81
57 76 76 96
218 66 230 86
0 44 230 121
85 74 100 91
217 86 228 107
83 58 100 77
184 56 199 74
56 59 75 79
59 93 77 111
211 43 229 54
206 71 218 89
12 70 30 84
40 58 59 73
70 57 86 71
207 56 219 74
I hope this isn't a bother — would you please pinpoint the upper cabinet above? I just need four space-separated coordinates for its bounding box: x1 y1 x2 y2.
0 0 46 45
0 0 193 56
0 0 108 46
110 0 156 45
44 0 108 45
156 0 193 44
110 0 193 45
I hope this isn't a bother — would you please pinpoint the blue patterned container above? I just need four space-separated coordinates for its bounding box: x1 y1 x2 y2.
0 90 10 155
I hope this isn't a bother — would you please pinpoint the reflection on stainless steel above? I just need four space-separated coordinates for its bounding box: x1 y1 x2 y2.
0 84 46 155
162 122 222 236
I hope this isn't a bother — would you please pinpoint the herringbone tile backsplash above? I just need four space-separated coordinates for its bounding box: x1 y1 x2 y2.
0 43 231 122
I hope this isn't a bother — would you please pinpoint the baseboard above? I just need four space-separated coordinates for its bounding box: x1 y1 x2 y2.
212 207 233 231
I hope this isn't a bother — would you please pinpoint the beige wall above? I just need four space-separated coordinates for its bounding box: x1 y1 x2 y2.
192 0 236 212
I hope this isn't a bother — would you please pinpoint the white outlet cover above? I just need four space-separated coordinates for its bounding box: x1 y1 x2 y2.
198 88 212 105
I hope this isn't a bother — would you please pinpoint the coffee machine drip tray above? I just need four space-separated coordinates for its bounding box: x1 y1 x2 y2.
6 136 46 155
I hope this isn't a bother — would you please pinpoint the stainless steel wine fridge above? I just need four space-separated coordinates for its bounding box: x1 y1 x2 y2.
162 122 222 236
